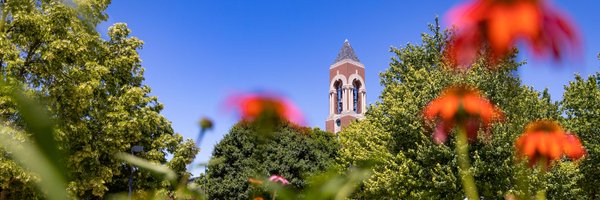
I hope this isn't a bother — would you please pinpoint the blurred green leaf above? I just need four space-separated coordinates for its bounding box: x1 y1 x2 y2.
0 126 68 200
0 80 68 199
10 88 66 177
193 157 225 170
207 157 225 167
116 152 177 182
269 167 371 200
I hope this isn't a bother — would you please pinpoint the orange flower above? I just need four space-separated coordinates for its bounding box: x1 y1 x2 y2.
226 93 305 126
446 0 580 67
515 120 586 169
248 178 264 185
563 133 586 160
424 85 502 144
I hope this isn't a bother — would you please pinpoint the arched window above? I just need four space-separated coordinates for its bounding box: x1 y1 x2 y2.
353 80 362 113
334 80 343 114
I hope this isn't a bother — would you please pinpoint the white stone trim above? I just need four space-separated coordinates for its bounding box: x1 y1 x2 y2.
329 93 333 115
348 74 365 90
329 59 365 69
329 74 348 91
326 112 366 121
361 92 367 114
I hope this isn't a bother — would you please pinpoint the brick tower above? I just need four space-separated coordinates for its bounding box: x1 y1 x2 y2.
326 39 366 133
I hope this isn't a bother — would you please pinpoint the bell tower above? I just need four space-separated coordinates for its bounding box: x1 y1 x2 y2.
326 39 366 133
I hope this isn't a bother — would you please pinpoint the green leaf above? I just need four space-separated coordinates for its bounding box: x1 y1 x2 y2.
10 88 66 177
269 168 372 200
0 126 68 200
116 152 177 182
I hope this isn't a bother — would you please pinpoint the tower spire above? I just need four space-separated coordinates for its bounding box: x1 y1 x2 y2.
333 39 360 64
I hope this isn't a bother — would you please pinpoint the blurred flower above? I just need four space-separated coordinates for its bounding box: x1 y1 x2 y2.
248 178 264 185
446 0 580 67
563 133 586 160
253 197 264 200
195 117 214 147
226 93 305 126
268 175 290 185
515 120 586 169
199 117 214 131
424 84 502 144
505 193 517 200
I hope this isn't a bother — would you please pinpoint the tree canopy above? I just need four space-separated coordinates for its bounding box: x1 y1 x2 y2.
337 21 584 199
0 1 197 198
562 60 600 199
206 123 339 199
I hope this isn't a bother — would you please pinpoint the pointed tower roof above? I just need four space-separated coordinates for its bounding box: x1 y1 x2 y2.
333 39 360 64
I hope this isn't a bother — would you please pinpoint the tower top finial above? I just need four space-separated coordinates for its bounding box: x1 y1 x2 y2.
333 39 360 64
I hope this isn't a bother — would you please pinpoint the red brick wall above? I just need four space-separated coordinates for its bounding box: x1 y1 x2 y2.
325 115 359 133
340 115 358 129
329 62 365 83
325 119 334 133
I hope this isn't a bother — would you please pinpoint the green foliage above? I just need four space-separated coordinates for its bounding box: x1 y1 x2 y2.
338 20 583 199
267 167 372 200
112 152 205 200
0 0 198 198
0 123 55 200
116 153 177 182
562 71 600 199
0 83 67 200
206 123 339 199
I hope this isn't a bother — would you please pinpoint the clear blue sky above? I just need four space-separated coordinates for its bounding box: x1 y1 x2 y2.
98 1 599 175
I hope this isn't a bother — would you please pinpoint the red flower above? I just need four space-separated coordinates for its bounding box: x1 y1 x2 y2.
226 93 305 126
515 120 586 169
446 0 580 67
424 85 502 144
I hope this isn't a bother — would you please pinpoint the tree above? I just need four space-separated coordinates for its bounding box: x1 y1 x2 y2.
562 59 600 199
337 20 583 199
0 1 197 198
206 123 339 199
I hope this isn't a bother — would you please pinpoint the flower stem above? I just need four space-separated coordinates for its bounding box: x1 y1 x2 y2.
456 126 479 200
0 2 7 33
535 163 547 200
514 162 531 200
